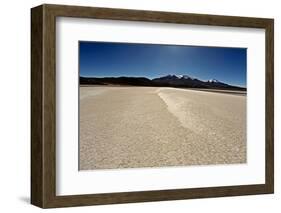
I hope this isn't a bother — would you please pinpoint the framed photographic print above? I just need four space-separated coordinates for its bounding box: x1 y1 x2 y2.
31 4 274 208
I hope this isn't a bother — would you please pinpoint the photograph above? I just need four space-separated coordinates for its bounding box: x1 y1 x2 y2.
30 4 274 208
79 41 247 170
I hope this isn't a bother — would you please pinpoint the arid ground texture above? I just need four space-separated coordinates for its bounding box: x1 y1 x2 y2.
79 86 246 170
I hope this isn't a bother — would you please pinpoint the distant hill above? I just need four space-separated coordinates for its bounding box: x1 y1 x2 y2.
80 76 154 86
80 75 246 91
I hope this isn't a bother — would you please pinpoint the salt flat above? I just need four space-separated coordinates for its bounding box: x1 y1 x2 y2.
79 86 246 170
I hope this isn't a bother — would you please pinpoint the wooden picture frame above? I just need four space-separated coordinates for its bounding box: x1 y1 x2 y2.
31 4 274 208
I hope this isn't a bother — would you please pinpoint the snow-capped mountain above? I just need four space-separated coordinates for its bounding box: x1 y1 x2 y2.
152 74 236 89
181 75 194 80
162 74 194 79
161 74 194 80
205 78 230 88
152 74 202 87
207 79 220 83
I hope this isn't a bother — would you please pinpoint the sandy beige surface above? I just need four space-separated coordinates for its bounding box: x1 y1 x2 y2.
79 86 246 170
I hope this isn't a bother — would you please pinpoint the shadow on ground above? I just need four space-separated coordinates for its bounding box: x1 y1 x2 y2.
18 196 30 204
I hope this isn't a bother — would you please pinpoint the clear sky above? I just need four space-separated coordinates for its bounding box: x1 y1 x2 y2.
79 41 247 87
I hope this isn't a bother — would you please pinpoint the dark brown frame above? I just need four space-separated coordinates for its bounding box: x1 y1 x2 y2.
31 4 274 208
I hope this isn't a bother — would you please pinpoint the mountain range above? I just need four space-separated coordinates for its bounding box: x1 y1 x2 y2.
80 74 246 91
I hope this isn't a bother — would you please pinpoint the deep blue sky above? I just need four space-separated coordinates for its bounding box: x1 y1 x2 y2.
79 41 246 87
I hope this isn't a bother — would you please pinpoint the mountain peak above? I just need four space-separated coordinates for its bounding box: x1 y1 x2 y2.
162 74 180 79
175 74 183 78
182 75 194 80
162 74 194 80
208 79 220 83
